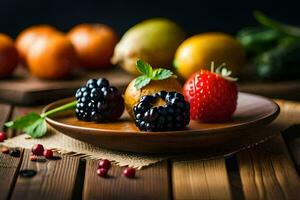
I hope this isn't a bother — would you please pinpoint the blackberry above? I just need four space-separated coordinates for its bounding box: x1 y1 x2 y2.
75 78 124 122
133 91 190 132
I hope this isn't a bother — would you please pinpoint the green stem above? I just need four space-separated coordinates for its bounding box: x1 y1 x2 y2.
41 100 77 118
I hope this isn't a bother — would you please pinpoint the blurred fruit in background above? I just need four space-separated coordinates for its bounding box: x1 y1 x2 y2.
27 32 78 79
237 11 300 80
68 24 118 69
0 33 18 78
174 32 246 79
15 25 57 65
111 18 186 75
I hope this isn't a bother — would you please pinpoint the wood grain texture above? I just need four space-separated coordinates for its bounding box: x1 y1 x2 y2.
172 158 232 200
10 149 80 200
282 124 300 174
238 135 300 200
0 67 132 106
0 149 23 200
83 160 170 200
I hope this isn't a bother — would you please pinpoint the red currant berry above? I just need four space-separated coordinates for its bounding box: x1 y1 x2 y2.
43 149 53 159
31 144 44 156
30 155 38 161
98 159 111 169
97 168 108 177
0 131 7 142
1 147 9 154
123 167 136 178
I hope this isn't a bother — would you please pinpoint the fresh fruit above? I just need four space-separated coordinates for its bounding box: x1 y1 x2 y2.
0 33 18 78
68 23 118 69
133 91 190 131
1 147 9 154
15 25 57 65
183 63 238 122
97 168 108 177
174 32 246 79
43 149 53 159
75 78 124 122
10 149 21 157
0 131 7 142
111 18 186 75
124 60 182 118
31 144 44 155
123 167 136 178
98 159 111 169
27 33 77 79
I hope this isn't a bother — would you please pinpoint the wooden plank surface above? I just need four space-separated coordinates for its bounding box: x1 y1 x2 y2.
0 103 20 200
83 160 170 200
0 149 23 200
0 67 132 106
172 158 232 200
237 135 300 200
282 124 300 174
10 149 81 200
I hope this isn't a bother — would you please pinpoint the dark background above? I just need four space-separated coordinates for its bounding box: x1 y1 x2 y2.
0 0 299 38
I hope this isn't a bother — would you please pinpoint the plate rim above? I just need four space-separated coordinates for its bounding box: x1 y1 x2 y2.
44 92 280 137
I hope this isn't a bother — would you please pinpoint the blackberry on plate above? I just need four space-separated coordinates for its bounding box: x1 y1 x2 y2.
75 78 124 122
133 91 190 132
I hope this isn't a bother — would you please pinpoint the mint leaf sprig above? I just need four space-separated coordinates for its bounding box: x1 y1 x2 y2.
5 101 77 138
134 59 176 89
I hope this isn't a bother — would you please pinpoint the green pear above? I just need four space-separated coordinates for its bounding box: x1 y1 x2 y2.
111 18 186 75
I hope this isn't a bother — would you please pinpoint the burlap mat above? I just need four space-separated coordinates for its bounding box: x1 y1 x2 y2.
3 100 300 169
3 127 169 169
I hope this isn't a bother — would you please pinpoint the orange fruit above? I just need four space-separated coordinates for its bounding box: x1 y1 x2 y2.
0 33 18 78
124 77 182 118
15 25 57 65
27 33 78 79
174 32 246 79
67 23 118 69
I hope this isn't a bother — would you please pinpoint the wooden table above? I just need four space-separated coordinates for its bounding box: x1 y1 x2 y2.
1 101 300 200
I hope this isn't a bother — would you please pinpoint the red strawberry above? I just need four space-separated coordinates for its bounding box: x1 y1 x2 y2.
183 64 238 122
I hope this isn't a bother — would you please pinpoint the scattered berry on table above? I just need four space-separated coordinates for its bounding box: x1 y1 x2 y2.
19 169 37 178
98 159 111 169
123 167 136 178
10 149 21 157
1 147 9 154
0 131 7 142
97 168 108 177
31 144 44 156
75 78 124 122
183 64 238 122
133 91 190 131
30 155 38 161
43 149 53 159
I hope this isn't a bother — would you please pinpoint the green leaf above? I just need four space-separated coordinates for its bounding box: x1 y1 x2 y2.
152 68 174 80
254 11 300 38
136 59 153 76
24 118 47 138
5 100 77 138
5 113 41 129
134 75 151 90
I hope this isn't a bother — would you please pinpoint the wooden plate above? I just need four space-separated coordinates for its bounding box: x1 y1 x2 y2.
44 92 280 154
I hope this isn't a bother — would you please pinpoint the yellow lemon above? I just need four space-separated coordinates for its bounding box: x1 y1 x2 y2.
174 32 245 79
